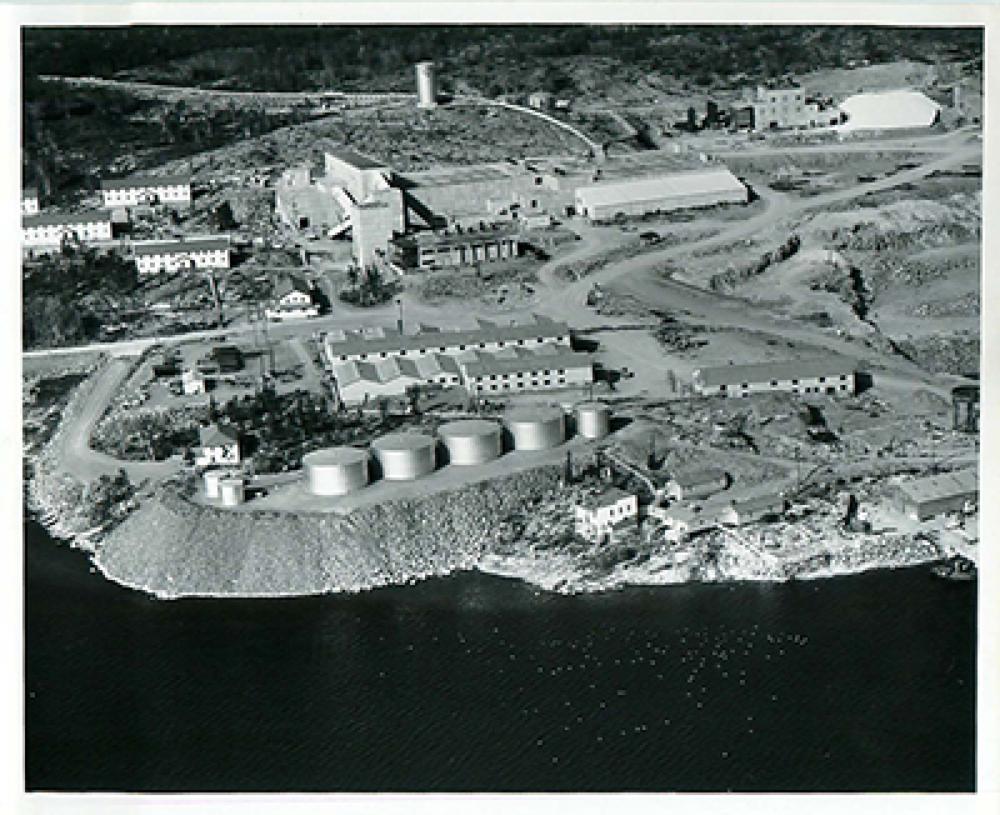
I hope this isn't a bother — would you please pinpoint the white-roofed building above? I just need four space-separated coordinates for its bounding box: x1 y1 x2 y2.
132 237 231 275
692 357 857 399
575 166 747 221
837 90 941 132
100 173 192 208
575 487 639 542
22 210 113 248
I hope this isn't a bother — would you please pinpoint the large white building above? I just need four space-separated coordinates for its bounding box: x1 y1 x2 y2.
574 167 747 221
692 358 857 399
575 488 639 543
133 237 231 275
837 90 941 132
22 210 113 248
101 174 192 208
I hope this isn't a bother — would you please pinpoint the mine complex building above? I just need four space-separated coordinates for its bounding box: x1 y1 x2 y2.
692 358 857 398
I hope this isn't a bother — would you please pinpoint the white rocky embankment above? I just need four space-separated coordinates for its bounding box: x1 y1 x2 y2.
93 467 562 599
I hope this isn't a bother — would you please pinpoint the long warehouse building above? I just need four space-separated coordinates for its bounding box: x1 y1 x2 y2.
574 166 747 221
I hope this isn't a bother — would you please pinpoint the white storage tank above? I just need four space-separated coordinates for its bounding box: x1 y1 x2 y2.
415 61 437 109
504 406 566 451
438 419 502 466
219 476 245 507
372 433 436 480
575 401 611 439
303 447 370 496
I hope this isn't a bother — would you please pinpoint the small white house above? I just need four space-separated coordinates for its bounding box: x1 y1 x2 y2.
265 274 318 320
196 424 240 467
575 487 638 542
182 369 206 396
133 237 231 275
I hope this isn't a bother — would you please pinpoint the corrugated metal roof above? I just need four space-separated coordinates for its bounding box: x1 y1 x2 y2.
101 173 191 190
133 237 230 256
896 468 978 505
23 209 111 227
575 167 745 209
694 357 856 389
461 350 591 379
324 315 569 358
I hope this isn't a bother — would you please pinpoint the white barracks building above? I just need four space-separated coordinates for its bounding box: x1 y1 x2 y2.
101 174 192 208
693 357 857 398
22 210 113 248
133 237 231 274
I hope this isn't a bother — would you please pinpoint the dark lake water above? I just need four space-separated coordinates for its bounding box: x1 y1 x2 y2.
24 518 976 792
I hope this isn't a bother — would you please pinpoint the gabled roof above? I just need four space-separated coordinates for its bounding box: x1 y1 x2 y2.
274 274 311 299
101 173 191 190
23 209 111 228
896 468 978 505
694 357 856 389
199 424 239 447
133 237 230 256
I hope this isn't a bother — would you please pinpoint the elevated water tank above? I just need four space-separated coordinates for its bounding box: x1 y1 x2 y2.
372 433 436 480
219 476 245 507
575 401 611 439
504 405 565 451
438 419 502 465
303 447 370 496
415 61 437 109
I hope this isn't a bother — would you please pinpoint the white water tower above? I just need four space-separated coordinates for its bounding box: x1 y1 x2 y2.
416 61 437 109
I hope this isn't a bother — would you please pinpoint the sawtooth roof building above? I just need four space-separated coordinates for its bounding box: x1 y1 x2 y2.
574 166 747 221
693 357 857 398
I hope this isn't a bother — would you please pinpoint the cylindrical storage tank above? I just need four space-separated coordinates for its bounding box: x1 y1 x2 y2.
415 61 437 109
438 419 502 466
372 433 436 481
303 447 370 496
219 477 245 507
575 402 611 440
504 406 565 451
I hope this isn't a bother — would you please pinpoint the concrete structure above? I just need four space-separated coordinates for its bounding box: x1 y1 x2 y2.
438 420 503 466
389 226 519 271
745 83 810 130
100 173 191 208
574 167 747 221
133 237 231 275
302 447 370 496
951 385 979 433
692 358 857 399
575 487 639 543
371 433 436 480
274 165 344 232
575 402 611 439
504 406 565 451
416 61 438 109
324 146 394 205
219 476 246 507
894 468 978 521
664 467 730 502
196 424 240 467
21 188 39 215
461 348 593 396
22 210 113 248
837 90 941 132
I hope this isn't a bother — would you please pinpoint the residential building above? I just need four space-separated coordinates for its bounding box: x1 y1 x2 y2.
266 274 318 320
664 467 730 502
389 226 520 271
132 237 231 275
894 468 979 521
574 167 747 221
100 174 192 208
575 487 639 542
22 210 113 248
196 424 241 467
692 358 857 399
21 188 39 215
528 91 554 111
